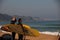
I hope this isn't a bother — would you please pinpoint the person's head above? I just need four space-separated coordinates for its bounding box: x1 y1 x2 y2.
11 16 16 21
18 18 22 22
10 16 17 24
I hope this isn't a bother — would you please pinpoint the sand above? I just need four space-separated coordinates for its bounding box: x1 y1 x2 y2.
0 31 60 40
15 33 59 40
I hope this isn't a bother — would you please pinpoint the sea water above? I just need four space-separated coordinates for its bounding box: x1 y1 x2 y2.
0 21 60 35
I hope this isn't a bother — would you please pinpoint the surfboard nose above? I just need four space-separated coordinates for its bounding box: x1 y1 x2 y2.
1 26 9 31
0 25 2 29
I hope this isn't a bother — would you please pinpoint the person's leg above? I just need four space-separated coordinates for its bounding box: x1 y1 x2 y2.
12 32 16 40
58 37 60 40
18 34 23 40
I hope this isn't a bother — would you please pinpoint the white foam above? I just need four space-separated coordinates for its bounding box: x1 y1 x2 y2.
0 25 2 28
40 31 60 36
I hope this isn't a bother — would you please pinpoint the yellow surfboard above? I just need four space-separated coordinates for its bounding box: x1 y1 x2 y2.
1 24 40 37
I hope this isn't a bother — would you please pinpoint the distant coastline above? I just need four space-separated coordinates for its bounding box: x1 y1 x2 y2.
0 13 60 22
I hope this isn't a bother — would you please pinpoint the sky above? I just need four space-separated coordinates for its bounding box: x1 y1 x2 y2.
0 0 59 19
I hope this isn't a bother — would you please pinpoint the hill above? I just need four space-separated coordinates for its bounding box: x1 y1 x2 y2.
0 13 40 22
0 13 12 21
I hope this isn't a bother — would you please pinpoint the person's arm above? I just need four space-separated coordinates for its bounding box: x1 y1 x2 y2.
20 23 25 32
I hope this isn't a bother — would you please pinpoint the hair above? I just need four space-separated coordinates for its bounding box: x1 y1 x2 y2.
18 18 22 22
10 16 17 24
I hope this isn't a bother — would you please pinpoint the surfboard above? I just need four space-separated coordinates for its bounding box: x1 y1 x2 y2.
1 24 40 37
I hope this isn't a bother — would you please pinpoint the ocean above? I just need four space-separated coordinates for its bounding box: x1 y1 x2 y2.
0 21 60 35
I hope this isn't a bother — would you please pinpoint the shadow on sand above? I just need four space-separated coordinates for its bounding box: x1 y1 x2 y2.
0 34 13 40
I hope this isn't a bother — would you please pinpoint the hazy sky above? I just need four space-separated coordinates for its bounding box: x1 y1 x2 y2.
0 0 59 19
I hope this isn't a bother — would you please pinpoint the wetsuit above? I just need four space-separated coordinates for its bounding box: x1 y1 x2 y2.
18 22 24 40
17 19 24 40
10 19 16 40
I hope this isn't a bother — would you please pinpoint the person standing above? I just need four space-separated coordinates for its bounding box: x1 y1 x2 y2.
10 16 17 40
17 18 24 40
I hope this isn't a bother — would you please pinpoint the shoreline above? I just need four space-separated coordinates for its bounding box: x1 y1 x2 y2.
40 31 60 36
1 30 60 36
0 31 60 40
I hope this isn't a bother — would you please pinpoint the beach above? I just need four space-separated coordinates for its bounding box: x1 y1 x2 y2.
0 21 60 40
15 33 59 40
0 31 59 40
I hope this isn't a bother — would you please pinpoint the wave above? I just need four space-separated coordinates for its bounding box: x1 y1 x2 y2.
40 31 60 36
1 30 60 36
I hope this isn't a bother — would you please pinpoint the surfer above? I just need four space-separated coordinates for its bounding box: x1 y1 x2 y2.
17 18 24 40
10 17 17 40
11 17 24 40
10 16 17 24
